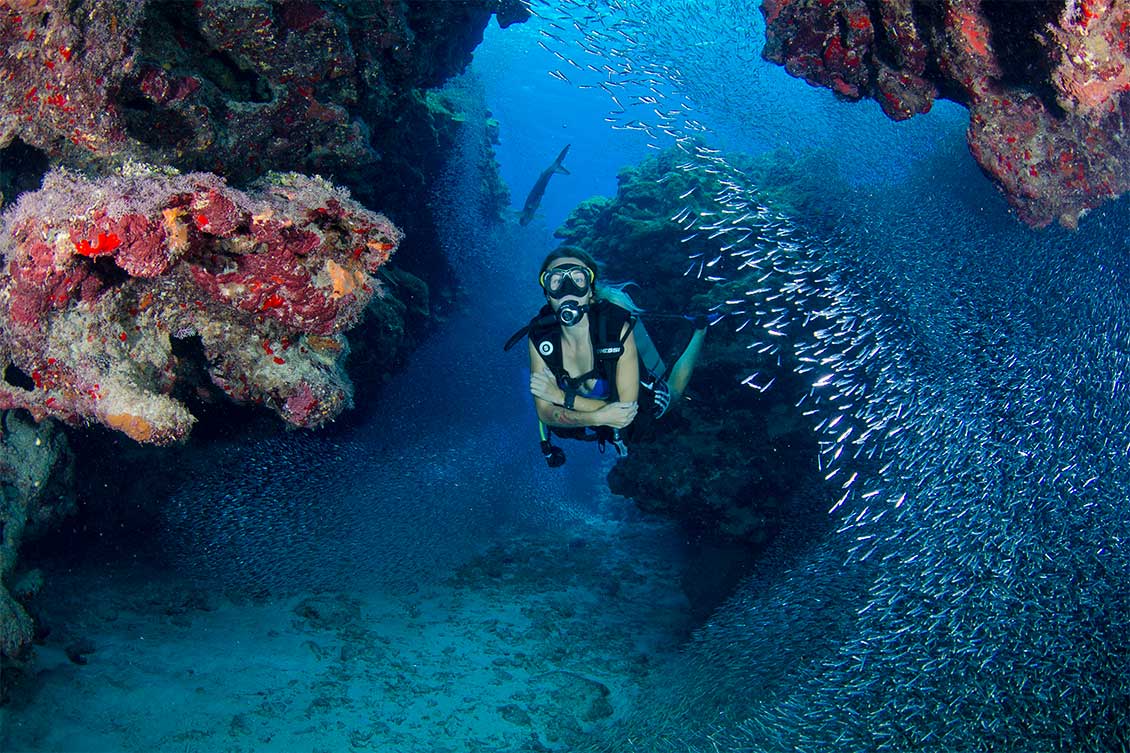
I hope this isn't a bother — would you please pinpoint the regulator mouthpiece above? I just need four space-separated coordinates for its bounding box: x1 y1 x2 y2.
556 301 588 327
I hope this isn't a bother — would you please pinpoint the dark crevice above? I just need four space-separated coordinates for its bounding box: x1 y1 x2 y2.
865 0 900 77
169 333 206 360
981 0 1065 110
117 79 197 148
166 334 277 440
190 247 242 276
909 0 965 104
89 257 131 289
3 364 35 392
120 0 277 149
147 3 273 103
0 138 50 207
982 0 1064 85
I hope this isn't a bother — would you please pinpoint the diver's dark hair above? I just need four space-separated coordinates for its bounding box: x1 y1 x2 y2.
539 246 599 280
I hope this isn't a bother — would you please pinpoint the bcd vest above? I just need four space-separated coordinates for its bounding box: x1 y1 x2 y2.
528 299 635 401
524 300 661 449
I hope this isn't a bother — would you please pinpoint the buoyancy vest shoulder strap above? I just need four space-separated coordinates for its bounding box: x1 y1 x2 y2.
593 300 634 361
527 305 565 377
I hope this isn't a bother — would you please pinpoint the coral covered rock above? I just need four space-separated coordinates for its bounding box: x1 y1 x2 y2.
556 148 833 547
0 0 138 162
762 0 1130 228
0 164 401 444
0 0 517 330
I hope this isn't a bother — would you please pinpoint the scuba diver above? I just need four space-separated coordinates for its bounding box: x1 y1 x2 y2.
504 246 708 467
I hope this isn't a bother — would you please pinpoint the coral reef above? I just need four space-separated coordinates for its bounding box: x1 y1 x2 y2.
555 148 834 549
0 410 74 660
761 0 1130 228
0 164 401 444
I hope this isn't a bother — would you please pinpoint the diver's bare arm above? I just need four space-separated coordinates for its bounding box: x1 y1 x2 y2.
535 397 608 427
616 327 640 404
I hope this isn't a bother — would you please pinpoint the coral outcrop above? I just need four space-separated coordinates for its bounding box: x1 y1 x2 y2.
762 0 1130 228
0 164 401 444
0 0 520 317
555 148 833 550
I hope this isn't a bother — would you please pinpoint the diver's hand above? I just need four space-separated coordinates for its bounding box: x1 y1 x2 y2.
530 369 565 404
596 401 637 429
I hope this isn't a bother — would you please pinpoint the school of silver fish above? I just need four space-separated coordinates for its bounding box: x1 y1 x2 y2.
522 0 1130 750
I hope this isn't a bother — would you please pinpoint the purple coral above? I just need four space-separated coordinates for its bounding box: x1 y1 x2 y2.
0 164 401 444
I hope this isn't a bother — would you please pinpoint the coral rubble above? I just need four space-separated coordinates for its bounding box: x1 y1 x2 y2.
0 164 401 444
762 0 1130 227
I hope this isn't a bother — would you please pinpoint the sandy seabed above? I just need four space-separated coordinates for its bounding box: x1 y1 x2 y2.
1 505 692 753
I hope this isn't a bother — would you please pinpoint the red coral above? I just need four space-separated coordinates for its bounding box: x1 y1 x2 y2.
191 188 242 236
114 215 172 277
73 230 122 257
283 381 321 424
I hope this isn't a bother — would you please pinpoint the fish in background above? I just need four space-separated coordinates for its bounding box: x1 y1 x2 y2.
519 144 570 226
532 2 1130 751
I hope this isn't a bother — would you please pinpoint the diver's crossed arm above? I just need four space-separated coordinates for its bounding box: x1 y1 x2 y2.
536 398 637 430
529 366 605 411
528 342 636 429
615 328 640 404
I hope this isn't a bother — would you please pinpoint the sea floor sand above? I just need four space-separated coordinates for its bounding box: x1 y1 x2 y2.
1 506 692 753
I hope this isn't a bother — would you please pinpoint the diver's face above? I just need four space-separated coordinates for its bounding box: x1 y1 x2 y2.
541 257 594 309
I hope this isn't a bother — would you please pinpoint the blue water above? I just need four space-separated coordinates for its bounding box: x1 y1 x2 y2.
5 2 1130 752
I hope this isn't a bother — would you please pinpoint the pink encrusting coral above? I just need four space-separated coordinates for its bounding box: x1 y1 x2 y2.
0 164 401 444
1049 0 1130 115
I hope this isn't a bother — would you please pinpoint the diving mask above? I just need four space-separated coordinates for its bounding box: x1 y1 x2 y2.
540 264 594 300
